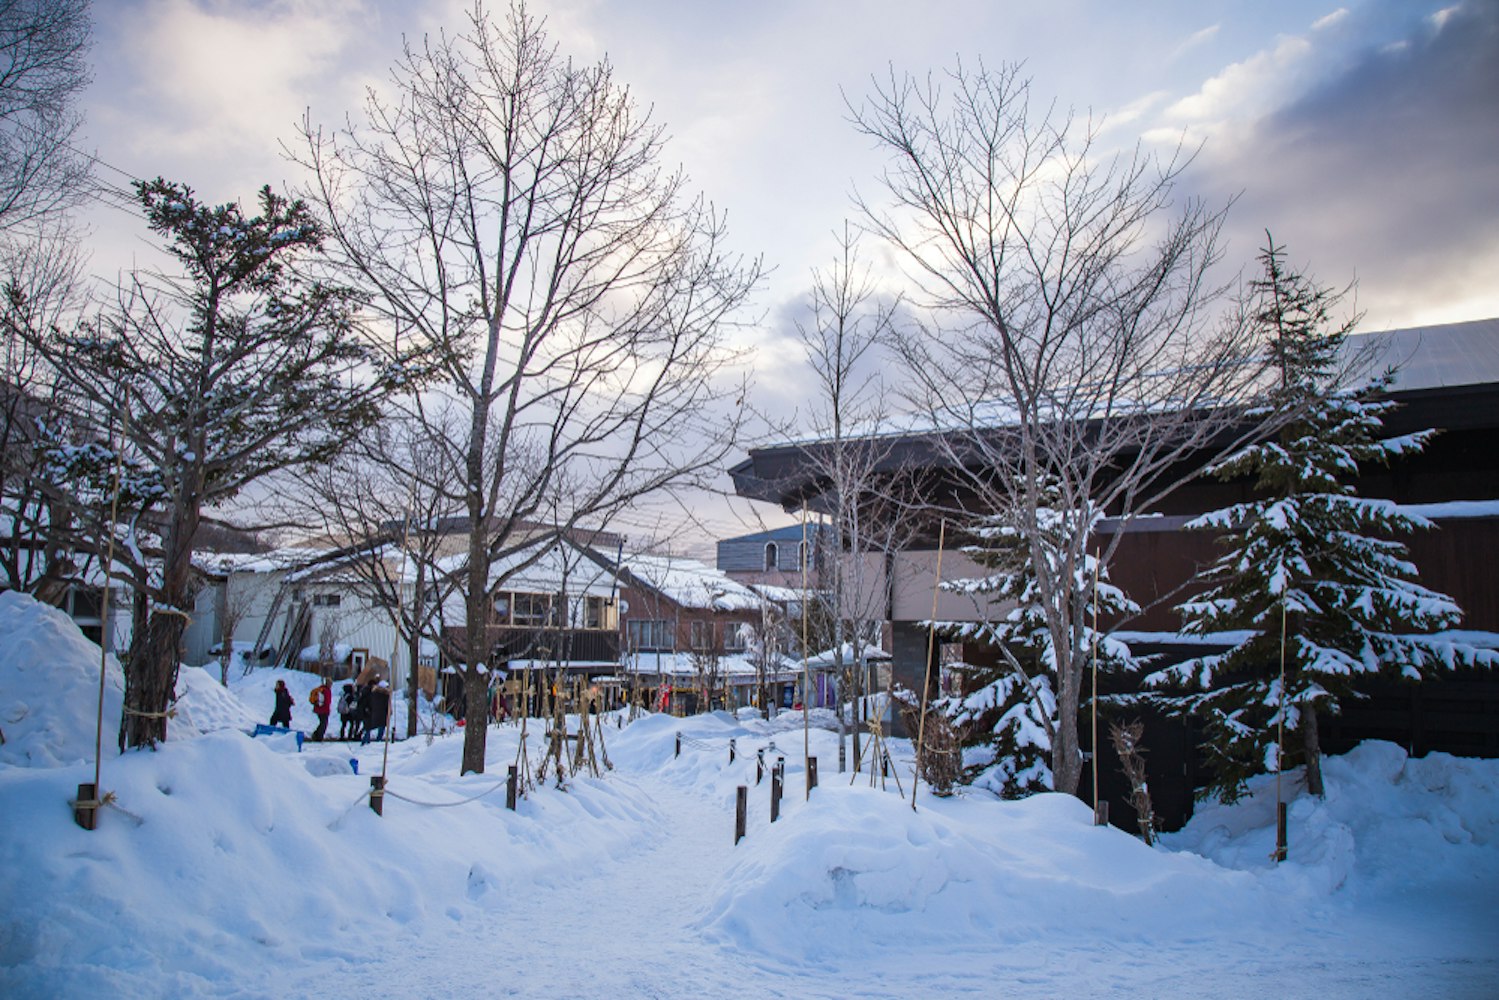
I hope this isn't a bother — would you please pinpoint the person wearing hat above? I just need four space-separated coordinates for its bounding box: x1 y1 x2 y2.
363 679 392 745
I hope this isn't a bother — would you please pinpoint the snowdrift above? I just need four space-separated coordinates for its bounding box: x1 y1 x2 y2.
0 591 124 768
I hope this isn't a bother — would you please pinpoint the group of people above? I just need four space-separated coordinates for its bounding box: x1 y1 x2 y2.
269 675 393 744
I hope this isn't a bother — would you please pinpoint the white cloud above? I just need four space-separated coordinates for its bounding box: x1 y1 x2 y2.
1170 24 1220 61
1165 34 1314 125
1312 8 1351 31
102 0 376 184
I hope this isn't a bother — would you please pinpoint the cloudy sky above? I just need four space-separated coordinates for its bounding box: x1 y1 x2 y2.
76 0 1499 551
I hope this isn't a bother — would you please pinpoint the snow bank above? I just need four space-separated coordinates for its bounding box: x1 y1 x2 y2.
173 664 259 735
0 721 661 998
0 591 123 768
699 782 1268 964
1164 740 1499 894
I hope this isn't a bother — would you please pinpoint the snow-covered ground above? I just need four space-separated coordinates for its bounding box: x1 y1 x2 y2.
2 590 1497 998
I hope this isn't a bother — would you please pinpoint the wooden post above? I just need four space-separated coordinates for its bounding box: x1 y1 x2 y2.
756 748 764 785
1274 801 1289 862
807 756 818 792
771 763 783 823
506 765 518 811
368 775 385 816
675 732 681 758
838 738 846 774
729 737 736 764
1094 799 1109 827
74 782 99 831
735 785 747 845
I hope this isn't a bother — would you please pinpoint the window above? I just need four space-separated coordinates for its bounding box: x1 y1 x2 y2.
583 595 612 630
764 542 778 571
512 592 548 626
69 587 102 619
690 620 714 651
723 622 747 651
626 619 673 652
312 593 342 608
493 594 511 624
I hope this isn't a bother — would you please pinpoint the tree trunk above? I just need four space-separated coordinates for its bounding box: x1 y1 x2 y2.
461 663 488 774
121 493 198 750
1300 705 1324 797
1052 662 1082 794
120 608 186 749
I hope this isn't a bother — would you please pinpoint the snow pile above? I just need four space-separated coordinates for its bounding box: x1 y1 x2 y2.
0 591 123 768
1165 740 1499 894
0 719 660 998
700 784 1269 963
173 664 259 735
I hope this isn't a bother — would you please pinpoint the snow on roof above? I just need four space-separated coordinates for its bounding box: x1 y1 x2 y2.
617 651 800 679
622 554 764 611
1346 318 1499 393
435 535 616 595
749 583 803 604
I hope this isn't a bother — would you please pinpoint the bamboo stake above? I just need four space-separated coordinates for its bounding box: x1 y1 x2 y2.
801 503 812 800
83 409 128 830
1091 550 1101 824
911 518 946 811
1274 597 1289 862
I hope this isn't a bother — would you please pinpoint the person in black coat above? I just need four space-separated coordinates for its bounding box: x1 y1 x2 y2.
363 680 392 745
269 679 294 729
354 681 373 741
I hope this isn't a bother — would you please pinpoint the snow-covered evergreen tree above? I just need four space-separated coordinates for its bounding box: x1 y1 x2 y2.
1151 238 1493 801
941 488 1138 797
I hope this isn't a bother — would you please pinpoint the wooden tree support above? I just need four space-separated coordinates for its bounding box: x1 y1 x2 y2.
369 776 386 816
735 785 747 844
1274 802 1289 862
74 782 99 831
506 765 518 811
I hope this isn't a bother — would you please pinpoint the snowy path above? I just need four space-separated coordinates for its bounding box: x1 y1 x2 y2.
269 742 1499 1000
282 764 810 1000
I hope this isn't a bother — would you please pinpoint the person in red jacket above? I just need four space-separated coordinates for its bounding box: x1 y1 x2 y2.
309 677 333 742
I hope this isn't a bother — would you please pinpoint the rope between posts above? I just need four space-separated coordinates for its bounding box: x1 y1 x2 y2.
381 778 511 809
123 704 178 719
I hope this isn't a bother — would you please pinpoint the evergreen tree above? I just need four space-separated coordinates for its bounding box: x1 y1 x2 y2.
1152 238 1491 801
942 487 1137 797
30 179 408 748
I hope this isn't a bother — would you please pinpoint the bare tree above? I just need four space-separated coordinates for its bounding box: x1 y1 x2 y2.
0 0 92 236
793 224 921 770
0 0 93 600
0 235 87 601
297 2 760 775
851 62 1269 795
213 571 260 687
297 412 469 737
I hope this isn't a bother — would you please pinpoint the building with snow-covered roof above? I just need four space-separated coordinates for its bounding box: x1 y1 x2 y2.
729 317 1499 829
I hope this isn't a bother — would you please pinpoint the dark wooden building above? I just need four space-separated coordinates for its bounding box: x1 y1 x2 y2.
729 319 1499 829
